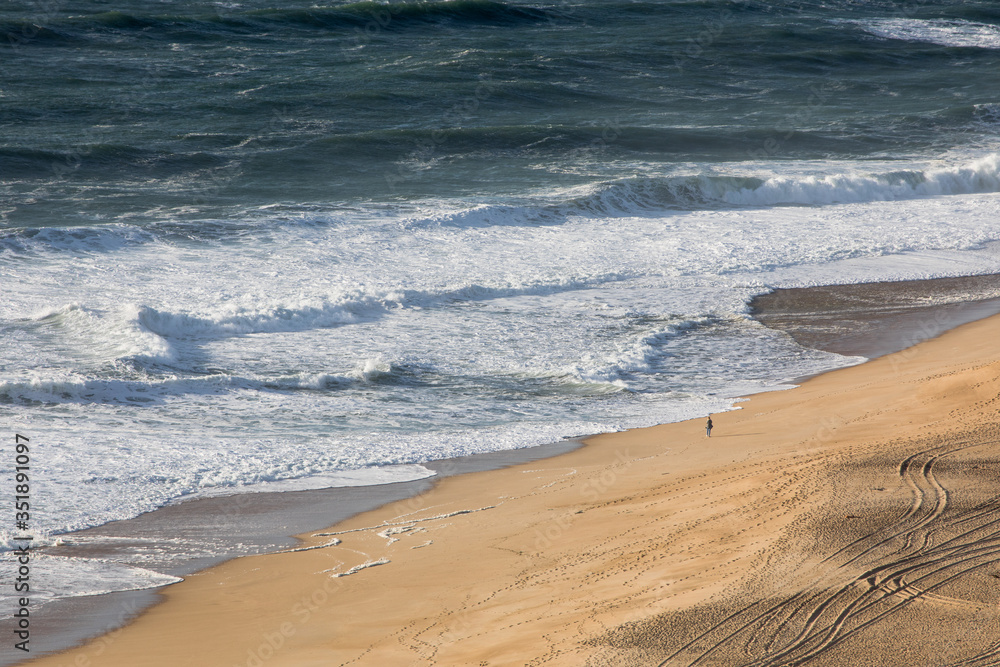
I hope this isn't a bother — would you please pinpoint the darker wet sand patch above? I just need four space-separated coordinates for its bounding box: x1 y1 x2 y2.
750 273 1000 359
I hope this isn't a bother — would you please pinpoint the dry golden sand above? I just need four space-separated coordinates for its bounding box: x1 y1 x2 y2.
26 314 1000 667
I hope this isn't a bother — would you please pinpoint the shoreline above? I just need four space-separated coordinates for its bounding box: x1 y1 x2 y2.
14 273 1000 665
7 440 584 665
20 307 1000 665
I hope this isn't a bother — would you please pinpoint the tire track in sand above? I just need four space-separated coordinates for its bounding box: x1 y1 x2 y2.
654 442 1000 667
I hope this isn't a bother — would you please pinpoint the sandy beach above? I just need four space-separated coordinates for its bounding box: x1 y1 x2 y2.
18 302 1000 665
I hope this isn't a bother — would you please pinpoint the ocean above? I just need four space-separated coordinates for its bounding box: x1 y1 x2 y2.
3 0 1000 615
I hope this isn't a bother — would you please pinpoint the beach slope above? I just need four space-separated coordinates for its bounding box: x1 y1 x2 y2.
25 314 1000 667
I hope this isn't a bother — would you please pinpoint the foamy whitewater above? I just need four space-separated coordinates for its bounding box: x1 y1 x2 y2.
3 0 1000 615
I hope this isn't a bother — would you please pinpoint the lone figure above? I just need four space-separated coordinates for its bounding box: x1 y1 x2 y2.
706 416 713 438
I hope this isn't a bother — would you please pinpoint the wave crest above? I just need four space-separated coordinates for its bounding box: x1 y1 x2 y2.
575 154 1000 214
32 304 176 365
0 360 413 406
851 18 1000 50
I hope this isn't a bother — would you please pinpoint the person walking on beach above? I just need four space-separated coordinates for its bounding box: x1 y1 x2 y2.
706 415 713 437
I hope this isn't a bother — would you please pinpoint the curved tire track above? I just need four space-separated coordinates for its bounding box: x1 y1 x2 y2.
656 442 1000 667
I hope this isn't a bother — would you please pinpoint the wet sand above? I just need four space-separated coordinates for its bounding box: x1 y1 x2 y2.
750 273 1000 358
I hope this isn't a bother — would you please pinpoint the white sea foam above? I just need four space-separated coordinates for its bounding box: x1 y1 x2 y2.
330 559 389 578
852 18 1000 50
723 155 1000 206
115 282 626 341
133 296 377 337
187 464 436 498
30 303 176 365
4 556 182 606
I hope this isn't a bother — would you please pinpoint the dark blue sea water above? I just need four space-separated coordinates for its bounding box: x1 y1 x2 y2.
3 0 1000 607
3 0 1000 222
